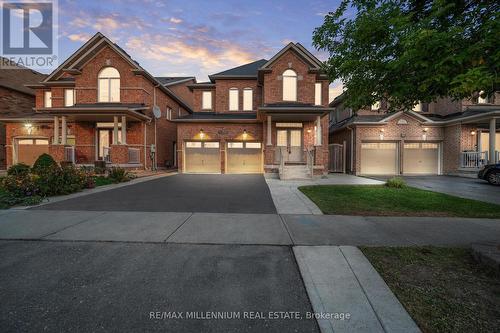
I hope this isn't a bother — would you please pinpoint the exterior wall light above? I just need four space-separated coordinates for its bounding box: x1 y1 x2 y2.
199 129 204 140
24 123 33 134
242 129 248 140
422 128 428 141
379 128 384 140
470 131 476 135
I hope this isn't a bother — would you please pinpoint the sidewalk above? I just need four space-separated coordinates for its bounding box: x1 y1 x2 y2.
265 174 383 215
1 210 499 246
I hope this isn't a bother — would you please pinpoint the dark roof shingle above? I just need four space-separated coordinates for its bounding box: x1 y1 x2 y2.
0 57 46 95
209 59 268 78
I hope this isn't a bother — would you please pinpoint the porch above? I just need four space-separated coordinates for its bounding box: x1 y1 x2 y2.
43 106 149 168
260 106 330 179
459 117 499 170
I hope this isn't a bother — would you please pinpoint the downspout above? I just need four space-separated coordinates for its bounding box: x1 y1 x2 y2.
347 125 354 174
153 83 160 170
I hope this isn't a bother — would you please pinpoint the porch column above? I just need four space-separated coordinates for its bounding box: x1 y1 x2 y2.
489 118 496 162
113 116 119 145
53 116 59 144
315 116 322 146
266 115 272 146
121 116 127 144
61 116 67 145
477 130 482 152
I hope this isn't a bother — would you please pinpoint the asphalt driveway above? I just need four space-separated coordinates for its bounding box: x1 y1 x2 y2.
0 241 317 333
33 174 277 214
373 175 500 205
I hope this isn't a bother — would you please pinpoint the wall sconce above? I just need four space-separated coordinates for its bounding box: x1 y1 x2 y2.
470 130 476 136
199 129 204 140
307 129 312 133
242 129 248 140
422 128 428 140
379 128 385 140
24 123 33 135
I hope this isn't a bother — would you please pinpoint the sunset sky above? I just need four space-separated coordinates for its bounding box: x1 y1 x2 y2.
56 0 344 101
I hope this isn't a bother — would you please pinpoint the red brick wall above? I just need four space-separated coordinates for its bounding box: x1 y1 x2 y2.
168 80 195 108
192 87 215 112
177 123 262 173
263 50 329 106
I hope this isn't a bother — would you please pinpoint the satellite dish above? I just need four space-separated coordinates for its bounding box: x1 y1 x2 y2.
152 105 161 119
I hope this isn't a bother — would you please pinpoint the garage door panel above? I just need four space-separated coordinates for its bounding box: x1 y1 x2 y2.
16 139 49 166
360 142 398 175
227 142 262 174
403 142 439 175
185 142 220 173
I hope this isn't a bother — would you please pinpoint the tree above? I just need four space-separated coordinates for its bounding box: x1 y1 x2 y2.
313 0 500 111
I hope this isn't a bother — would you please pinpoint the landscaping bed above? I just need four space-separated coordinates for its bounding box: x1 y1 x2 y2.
0 154 135 209
361 247 500 333
299 185 500 218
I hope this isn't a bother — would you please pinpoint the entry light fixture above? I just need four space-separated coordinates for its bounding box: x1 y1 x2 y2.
470 130 476 136
423 127 428 132
199 129 204 139
379 128 384 140
242 129 248 140
24 123 33 134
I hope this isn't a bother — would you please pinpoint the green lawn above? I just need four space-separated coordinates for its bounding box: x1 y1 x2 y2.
93 176 114 187
299 185 500 218
362 247 500 333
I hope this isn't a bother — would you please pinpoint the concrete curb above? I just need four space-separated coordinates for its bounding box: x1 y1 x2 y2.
10 172 177 210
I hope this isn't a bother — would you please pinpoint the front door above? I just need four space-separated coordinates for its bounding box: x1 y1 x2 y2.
277 129 303 162
97 129 121 160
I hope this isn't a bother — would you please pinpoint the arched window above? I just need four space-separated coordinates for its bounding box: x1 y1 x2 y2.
98 67 120 102
282 69 297 101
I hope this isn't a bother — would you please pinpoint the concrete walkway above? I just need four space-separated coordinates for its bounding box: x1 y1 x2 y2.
265 174 383 215
1 210 499 246
294 246 420 333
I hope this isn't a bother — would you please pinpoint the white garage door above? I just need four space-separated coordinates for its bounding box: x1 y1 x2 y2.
226 142 262 174
360 142 398 175
184 141 220 173
403 142 439 175
16 138 49 165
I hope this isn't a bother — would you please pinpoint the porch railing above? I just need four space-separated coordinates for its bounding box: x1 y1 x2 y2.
128 147 140 164
64 146 75 163
103 147 111 163
460 151 488 168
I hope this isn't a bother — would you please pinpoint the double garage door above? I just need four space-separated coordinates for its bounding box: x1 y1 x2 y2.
184 141 262 174
360 142 440 175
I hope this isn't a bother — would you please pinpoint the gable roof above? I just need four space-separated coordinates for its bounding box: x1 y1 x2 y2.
260 42 323 71
0 57 46 95
155 76 195 86
41 32 192 112
208 59 267 81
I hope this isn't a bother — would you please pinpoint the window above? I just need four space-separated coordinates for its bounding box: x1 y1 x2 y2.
245 142 261 149
186 142 202 148
243 88 253 110
204 142 219 148
166 107 172 120
314 83 322 105
98 67 120 102
228 142 244 148
276 122 302 128
371 101 381 110
412 102 422 112
282 69 297 101
202 91 212 110
44 91 52 108
64 89 75 107
229 88 239 111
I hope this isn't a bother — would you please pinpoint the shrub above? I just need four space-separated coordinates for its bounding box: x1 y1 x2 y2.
7 163 31 177
2 173 40 197
108 167 130 183
32 153 57 175
34 164 87 196
0 190 42 208
385 177 407 188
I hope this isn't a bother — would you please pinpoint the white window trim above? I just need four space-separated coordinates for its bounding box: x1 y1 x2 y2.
229 88 239 111
202 91 212 110
282 69 297 102
44 91 52 108
243 88 253 111
314 83 322 105
64 89 75 107
98 67 120 103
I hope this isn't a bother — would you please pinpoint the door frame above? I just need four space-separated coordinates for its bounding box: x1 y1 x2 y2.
225 141 264 174
276 127 303 163
183 140 221 174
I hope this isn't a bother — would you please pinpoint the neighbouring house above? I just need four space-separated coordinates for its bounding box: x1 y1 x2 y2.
174 43 332 179
329 93 500 176
0 32 192 169
0 58 46 169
